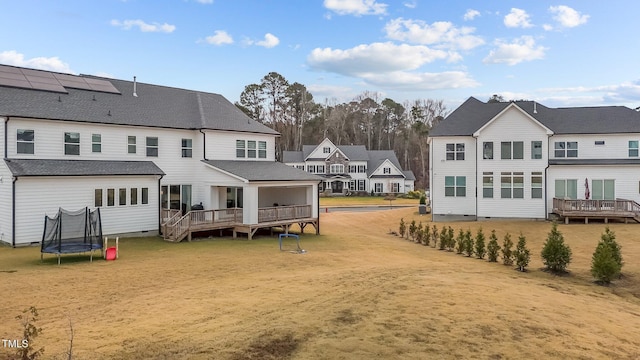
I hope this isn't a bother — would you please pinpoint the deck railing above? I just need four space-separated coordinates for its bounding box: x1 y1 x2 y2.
552 198 640 216
162 205 313 241
258 205 312 223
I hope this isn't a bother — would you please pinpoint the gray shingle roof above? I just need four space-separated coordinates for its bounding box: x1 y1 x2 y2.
402 170 416 181
202 160 323 182
0 64 278 135
367 150 403 176
430 96 640 136
5 159 165 176
282 151 304 163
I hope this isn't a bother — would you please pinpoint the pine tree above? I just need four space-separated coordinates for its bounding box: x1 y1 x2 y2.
439 227 447 250
475 228 486 259
502 233 514 266
515 233 530 272
431 225 439 248
423 225 431 246
463 229 474 257
447 226 455 251
455 229 465 254
416 222 423 244
601 226 623 270
409 220 417 241
541 222 572 273
399 218 406 239
591 241 621 284
487 230 500 262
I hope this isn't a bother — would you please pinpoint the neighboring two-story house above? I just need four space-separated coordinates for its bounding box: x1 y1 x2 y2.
0 64 321 246
429 97 640 221
282 138 415 196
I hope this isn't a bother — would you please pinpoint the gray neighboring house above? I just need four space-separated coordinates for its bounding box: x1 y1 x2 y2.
0 64 321 245
283 138 415 196
428 96 640 222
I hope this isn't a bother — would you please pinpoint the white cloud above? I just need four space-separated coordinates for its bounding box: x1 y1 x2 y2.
483 36 546 65
403 1 417 9
307 84 356 102
204 30 233 45
504 8 533 28
323 0 387 16
195 0 213 3
549 5 589 28
360 70 479 90
308 42 450 76
384 18 484 51
463 9 480 21
0 50 73 73
540 81 640 106
110 19 176 33
255 33 280 48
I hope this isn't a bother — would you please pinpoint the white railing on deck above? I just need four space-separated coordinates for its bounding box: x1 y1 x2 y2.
258 205 312 223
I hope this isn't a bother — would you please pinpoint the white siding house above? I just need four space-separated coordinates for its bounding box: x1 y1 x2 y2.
0 64 321 245
429 97 640 222
283 138 415 196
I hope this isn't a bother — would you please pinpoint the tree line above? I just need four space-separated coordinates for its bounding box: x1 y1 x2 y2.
234 71 448 189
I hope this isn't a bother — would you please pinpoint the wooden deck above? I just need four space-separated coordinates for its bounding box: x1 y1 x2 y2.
552 198 640 224
161 205 318 242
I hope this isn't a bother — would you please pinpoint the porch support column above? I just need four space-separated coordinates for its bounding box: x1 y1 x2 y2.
243 185 259 225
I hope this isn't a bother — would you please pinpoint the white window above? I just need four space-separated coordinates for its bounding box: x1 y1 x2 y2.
92 134 101 153
330 164 344 174
501 172 524 198
94 189 103 207
445 176 466 197
131 188 138 205
592 179 615 200
119 188 127 206
391 182 400 193
383 167 391 174
482 172 493 198
64 132 80 155
348 180 356 191
247 140 257 158
17 129 35 154
358 165 366 173
295 165 304 170
374 183 383 193
629 141 639 157
142 187 149 204
357 179 366 191
307 165 316 173
483 142 493 159
555 179 577 199
323 146 331 153
258 141 267 158
501 141 523 160
531 172 543 199
236 140 245 158
446 143 465 160
531 141 542 159
128 136 136 154
316 165 325 174
555 141 578 158
146 137 158 157
107 188 115 207
182 139 192 158
348 165 357 173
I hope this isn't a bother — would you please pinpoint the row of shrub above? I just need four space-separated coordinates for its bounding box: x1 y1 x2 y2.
397 219 624 284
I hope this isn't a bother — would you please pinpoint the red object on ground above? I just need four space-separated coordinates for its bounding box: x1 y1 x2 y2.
105 247 117 261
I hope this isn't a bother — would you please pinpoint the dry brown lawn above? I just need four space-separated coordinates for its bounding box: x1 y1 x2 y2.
1 208 640 359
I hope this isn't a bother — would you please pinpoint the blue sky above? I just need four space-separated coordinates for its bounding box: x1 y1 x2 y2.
1 0 639 110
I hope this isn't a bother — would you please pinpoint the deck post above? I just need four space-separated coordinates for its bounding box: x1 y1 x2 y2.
565 217 569 224
584 217 588 224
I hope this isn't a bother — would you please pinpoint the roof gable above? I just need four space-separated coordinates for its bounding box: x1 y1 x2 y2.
473 102 553 137
305 138 337 160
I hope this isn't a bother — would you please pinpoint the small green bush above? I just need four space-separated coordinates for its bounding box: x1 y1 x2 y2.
438 227 447 250
431 225 439 248
475 228 486 259
419 195 427 205
463 229 474 257
455 229 465 254
415 222 423 244
487 230 500 262
409 220 417 241
502 233 514 266
515 233 530 272
446 227 455 251
600 226 623 269
541 222 572 273
423 226 431 246
591 227 623 284
399 218 406 238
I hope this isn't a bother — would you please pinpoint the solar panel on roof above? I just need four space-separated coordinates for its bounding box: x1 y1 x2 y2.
0 64 120 94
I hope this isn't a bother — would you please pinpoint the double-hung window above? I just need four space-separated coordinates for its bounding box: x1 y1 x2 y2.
374 183 383 193
391 182 400 193
146 137 158 157
446 143 465 160
444 176 466 197
348 165 357 173
182 139 192 158
482 172 493 198
92 134 101 153
531 172 543 198
629 141 639 157
128 136 136 154
330 164 344 174
64 132 80 155
307 165 316 173
501 172 524 198
316 165 325 174
358 165 366 173
236 140 245 158
531 141 542 159
247 140 257 158
17 129 35 154
554 141 578 158
383 167 391 174
323 146 331 154
258 141 267 158
357 179 366 191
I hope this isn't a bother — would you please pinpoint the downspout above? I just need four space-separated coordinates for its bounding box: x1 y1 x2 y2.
3 117 9 159
158 174 164 233
12 176 17 247
429 138 434 221
199 129 207 160
545 135 551 219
